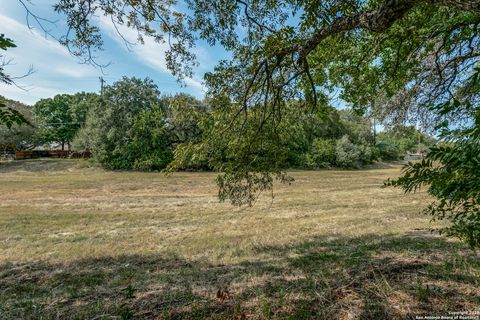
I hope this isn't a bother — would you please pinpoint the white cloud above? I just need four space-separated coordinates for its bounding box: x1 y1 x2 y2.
54 65 97 78
0 14 99 104
96 15 207 93
0 8 222 104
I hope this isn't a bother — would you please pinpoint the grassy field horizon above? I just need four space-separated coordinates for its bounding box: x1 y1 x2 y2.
0 159 478 319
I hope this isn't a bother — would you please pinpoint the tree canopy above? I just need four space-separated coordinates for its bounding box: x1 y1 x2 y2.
33 93 94 150
75 77 172 169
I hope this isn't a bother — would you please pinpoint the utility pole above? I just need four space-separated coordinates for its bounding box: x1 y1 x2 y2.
371 101 376 146
99 76 105 95
418 129 421 156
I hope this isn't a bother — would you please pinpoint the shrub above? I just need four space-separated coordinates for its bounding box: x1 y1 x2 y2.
306 138 336 168
375 141 401 160
335 135 372 168
129 107 172 170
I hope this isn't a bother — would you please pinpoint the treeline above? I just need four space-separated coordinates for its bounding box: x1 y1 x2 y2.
1 77 435 169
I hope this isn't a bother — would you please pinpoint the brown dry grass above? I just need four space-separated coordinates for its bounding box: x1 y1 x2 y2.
0 159 478 319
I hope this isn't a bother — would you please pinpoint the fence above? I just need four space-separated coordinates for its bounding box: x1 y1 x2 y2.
14 150 91 160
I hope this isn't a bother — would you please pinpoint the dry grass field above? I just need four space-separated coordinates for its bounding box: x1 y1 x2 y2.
0 159 479 319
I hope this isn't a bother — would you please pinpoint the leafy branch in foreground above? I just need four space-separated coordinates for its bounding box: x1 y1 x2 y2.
0 34 32 129
386 73 480 247
0 98 30 130
168 97 299 206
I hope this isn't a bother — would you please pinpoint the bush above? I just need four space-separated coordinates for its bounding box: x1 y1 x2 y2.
129 107 172 170
306 138 336 168
377 126 437 157
335 135 372 168
375 141 401 160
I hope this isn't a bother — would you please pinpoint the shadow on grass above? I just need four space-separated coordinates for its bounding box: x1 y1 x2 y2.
1 233 479 319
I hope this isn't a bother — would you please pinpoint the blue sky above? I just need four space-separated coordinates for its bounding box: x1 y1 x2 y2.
0 0 228 105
